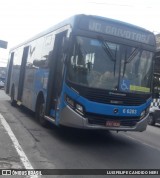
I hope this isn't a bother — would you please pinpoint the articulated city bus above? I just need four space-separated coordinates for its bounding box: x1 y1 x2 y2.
5 14 156 131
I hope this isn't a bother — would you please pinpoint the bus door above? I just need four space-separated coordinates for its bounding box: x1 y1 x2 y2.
45 31 67 118
6 52 14 94
17 46 29 102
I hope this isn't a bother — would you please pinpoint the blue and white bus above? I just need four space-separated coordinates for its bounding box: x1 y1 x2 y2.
5 14 156 131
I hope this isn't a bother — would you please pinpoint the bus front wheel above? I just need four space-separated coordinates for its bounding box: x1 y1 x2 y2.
36 96 48 127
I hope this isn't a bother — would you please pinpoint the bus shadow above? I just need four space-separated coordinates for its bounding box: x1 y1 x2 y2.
6 100 145 149
14 104 132 148
7 100 156 168
46 126 160 169
48 123 133 147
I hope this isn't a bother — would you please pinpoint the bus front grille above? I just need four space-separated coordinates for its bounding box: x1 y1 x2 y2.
84 90 149 106
86 113 140 127
67 82 151 106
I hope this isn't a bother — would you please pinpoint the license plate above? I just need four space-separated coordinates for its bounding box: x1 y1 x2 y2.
106 121 120 127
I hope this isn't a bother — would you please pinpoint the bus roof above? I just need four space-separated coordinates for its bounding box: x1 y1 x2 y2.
10 14 155 51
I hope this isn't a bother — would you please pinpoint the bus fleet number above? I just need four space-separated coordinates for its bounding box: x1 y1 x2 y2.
123 109 137 115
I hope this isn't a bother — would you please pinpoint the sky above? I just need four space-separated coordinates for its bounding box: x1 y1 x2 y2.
0 0 160 67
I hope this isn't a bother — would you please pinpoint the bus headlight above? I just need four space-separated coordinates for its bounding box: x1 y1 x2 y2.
145 107 150 115
65 95 74 108
75 103 84 115
65 94 84 115
140 107 150 120
140 110 145 119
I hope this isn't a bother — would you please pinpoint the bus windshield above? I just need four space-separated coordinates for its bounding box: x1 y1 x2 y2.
67 36 154 93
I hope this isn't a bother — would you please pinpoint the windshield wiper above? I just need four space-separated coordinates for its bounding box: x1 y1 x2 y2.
122 48 128 77
122 48 142 77
97 37 117 76
127 48 141 63
98 37 116 62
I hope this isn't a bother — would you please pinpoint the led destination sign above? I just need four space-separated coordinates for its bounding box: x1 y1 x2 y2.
79 17 155 45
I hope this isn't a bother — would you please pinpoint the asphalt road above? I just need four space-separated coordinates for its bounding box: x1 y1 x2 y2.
0 89 160 178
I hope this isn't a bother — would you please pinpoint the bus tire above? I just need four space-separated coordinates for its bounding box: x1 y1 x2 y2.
36 95 48 127
11 86 16 106
148 114 155 126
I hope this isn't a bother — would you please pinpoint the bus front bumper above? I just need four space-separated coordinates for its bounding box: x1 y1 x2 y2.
59 106 148 132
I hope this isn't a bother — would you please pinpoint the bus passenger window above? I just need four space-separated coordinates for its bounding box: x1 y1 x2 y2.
33 55 49 68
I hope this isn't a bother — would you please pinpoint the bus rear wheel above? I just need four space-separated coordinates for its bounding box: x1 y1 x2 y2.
36 96 48 127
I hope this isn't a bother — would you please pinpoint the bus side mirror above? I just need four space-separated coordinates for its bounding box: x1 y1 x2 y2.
62 37 69 53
